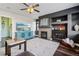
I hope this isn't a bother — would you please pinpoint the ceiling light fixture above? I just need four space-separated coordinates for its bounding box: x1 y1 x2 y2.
20 3 40 14
27 7 34 13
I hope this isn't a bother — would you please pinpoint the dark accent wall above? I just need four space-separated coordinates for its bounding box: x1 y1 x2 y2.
38 5 79 38
67 13 79 37
39 6 79 18
72 13 79 30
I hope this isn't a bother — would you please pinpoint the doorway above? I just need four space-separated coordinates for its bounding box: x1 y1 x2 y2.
0 16 12 47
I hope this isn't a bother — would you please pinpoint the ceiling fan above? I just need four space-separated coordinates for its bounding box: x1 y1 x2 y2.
20 3 40 14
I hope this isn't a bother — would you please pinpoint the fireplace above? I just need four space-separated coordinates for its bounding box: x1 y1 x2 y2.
41 31 47 39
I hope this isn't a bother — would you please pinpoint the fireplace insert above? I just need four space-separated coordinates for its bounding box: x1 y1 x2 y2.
41 31 47 39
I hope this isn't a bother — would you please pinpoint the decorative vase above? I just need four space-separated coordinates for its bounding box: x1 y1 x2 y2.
74 24 79 31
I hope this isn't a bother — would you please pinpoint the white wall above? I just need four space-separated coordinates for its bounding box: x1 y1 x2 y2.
0 20 1 41
31 21 36 36
0 9 34 40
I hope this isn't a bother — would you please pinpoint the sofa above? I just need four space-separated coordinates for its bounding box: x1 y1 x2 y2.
15 30 33 40
70 34 79 43
60 34 79 54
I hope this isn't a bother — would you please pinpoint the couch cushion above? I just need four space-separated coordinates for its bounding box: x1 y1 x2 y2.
69 34 79 43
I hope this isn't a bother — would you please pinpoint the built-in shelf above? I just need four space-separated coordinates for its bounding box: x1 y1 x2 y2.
52 24 67 41
51 21 68 24
51 15 67 22
72 12 79 31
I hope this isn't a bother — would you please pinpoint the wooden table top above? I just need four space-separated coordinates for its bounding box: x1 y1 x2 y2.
6 39 26 46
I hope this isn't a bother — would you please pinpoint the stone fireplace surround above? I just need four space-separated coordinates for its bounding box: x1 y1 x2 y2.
39 28 52 40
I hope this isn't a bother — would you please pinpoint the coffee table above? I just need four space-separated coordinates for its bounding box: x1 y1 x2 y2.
5 39 26 56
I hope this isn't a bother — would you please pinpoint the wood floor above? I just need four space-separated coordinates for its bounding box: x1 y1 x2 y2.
16 51 34 56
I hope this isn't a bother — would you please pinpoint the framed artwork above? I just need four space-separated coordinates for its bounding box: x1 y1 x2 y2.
40 18 49 27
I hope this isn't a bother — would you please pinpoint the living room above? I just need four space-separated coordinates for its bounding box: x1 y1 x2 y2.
0 3 79 56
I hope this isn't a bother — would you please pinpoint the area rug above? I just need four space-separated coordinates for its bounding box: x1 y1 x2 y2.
27 38 59 56
0 38 59 56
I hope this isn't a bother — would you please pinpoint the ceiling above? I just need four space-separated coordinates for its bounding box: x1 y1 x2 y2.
0 3 79 19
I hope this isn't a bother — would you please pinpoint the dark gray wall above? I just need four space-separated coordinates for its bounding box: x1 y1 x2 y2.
68 14 79 37
39 5 79 38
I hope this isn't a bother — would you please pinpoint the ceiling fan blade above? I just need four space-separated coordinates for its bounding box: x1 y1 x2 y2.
20 8 27 10
33 4 39 8
23 3 29 7
34 9 40 12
